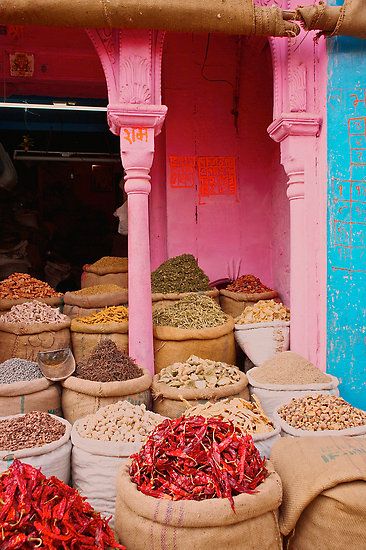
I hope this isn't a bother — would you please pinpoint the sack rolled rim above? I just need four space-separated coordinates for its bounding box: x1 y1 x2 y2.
152 288 219 302
234 320 290 331
0 414 71 459
64 289 128 308
71 319 128 334
151 370 248 401
61 367 152 397
0 295 63 311
0 376 53 397
247 369 339 391
220 289 278 302
116 459 282 527
0 318 70 334
153 316 234 341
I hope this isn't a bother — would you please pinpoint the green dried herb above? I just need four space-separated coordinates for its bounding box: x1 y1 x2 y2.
151 254 210 294
153 294 227 329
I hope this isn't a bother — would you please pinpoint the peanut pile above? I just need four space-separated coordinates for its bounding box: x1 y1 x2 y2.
226 274 272 294
0 411 66 451
236 299 290 324
0 300 68 324
277 394 366 431
0 273 61 299
158 355 241 389
76 401 164 443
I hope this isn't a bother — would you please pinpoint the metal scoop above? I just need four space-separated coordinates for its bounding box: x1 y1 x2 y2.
37 347 76 382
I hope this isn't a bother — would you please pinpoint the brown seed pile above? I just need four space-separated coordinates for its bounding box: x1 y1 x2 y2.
251 351 332 385
0 273 61 299
277 394 366 431
0 411 66 451
0 300 68 324
75 339 143 382
89 256 128 270
72 284 125 296
226 274 272 294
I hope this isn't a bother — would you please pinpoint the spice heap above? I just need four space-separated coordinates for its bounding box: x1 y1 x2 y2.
151 254 210 294
0 301 68 325
72 284 125 295
158 355 240 389
0 358 43 384
226 274 272 294
0 411 66 451
0 272 61 299
250 351 332 385
89 256 128 270
75 305 128 325
130 416 267 509
153 295 227 329
0 459 125 549
236 299 290 324
77 401 164 443
277 394 366 431
185 397 274 435
75 339 142 382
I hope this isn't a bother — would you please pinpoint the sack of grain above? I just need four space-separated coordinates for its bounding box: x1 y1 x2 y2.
70 319 128 363
152 370 249 418
271 436 366 550
235 321 290 368
0 296 62 314
61 369 152 423
154 317 236 373
81 257 128 289
152 289 219 312
115 461 283 550
0 377 62 417
0 413 71 482
220 289 278 318
64 286 128 319
246 352 340 418
0 319 71 363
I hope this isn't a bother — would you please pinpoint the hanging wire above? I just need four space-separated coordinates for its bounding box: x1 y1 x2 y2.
200 33 234 89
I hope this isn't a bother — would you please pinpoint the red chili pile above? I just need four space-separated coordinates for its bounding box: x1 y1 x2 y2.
0 460 125 549
226 274 273 294
130 415 267 510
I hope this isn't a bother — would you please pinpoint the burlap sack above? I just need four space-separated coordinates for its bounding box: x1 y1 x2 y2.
115 460 283 550
70 319 128 363
0 319 71 363
81 258 128 289
0 414 72 482
296 0 366 39
63 288 128 319
271 436 366 549
153 317 236 373
220 289 278 318
0 377 62 417
151 370 249 418
61 368 152 423
0 295 62 314
152 289 219 312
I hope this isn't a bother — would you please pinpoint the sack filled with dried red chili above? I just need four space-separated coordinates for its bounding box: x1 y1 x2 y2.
129 415 267 509
0 459 125 549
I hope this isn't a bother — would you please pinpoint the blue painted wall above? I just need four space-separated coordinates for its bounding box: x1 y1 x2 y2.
327 21 366 408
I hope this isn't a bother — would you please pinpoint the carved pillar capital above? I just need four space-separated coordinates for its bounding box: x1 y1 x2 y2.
107 104 168 136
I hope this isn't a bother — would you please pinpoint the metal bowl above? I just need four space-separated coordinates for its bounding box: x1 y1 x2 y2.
37 347 76 382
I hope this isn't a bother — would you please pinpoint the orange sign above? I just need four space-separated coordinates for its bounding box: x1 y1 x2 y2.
123 127 148 145
169 156 195 188
196 157 237 197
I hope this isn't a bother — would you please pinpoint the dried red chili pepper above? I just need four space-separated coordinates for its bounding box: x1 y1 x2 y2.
130 415 268 511
0 460 125 549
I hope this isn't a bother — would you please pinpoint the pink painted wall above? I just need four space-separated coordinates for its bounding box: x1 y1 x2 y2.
154 33 290 302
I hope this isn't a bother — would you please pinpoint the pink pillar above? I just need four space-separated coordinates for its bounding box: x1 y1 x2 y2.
268 114 321 359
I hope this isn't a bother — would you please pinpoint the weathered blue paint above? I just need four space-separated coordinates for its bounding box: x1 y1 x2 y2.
327 15 366 408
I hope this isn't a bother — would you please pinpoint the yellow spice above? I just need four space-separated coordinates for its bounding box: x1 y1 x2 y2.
76 305 129 324
74 284 124 296
90 256 128 269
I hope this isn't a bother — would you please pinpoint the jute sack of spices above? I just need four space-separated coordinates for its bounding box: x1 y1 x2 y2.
115 460 283 550
0 378 62 417
70 319 128 363
81 257 128 289
61 369 152 423
0 413 71 483
151 370 249 418
220 288 278 318
64 287 128 319
0 295 62 315
0 319 71 363
153 317 236 373
271 436 366 550
152 289 219 312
